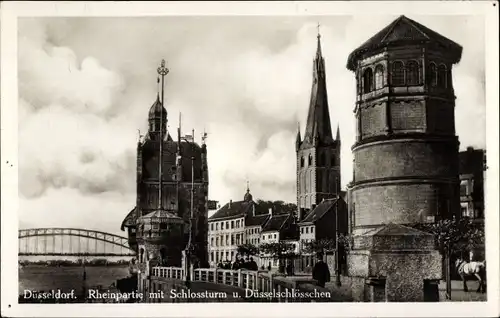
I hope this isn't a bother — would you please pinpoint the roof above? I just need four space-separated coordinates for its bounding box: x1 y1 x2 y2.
347 15 463 70
140 139 204 182
245 214 270 227
148 94 167 120
138 209 183 224
459 147 485 176
209 200 254 221
364 223 432 237
262 213 290 233
121 207 137 231
300 35 335 149
300 198 339 224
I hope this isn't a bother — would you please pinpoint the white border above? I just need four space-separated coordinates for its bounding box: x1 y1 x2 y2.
1 1 499 317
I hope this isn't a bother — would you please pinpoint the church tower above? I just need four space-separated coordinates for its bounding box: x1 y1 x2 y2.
296 30 341 221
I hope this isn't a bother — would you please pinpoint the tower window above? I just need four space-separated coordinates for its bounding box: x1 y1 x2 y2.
331 156 336 166
391 61 405 86
438 64 447 88
308 154 313 166
319 153 325 166
374 65 384 89
406 60 420 85
428 63 437 87
300 157 305 168
362 68 374 93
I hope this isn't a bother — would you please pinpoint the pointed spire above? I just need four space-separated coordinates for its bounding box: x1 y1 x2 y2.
316 22 322 59
336 124 340 141
303 29 333 146
296 122 301 150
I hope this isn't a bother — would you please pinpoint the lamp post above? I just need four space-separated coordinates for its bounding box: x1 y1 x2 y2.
182 131 196 287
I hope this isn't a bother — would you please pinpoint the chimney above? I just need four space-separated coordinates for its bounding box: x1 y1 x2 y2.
229 200 232 208
467 146 474 152
268 207 273 217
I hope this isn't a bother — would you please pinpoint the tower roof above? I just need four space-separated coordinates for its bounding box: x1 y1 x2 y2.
347 15 463 70
302 33 334 148
243 181 253 202
148 94 167 119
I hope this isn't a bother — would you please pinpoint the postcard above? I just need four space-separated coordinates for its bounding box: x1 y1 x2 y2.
1 1 498 317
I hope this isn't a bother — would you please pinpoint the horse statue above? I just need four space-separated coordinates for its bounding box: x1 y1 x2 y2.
455 258 486 293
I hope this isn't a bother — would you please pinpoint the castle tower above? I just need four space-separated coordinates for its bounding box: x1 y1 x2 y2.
121 60 210 269
345 16 462 302
296 30 341 221
347 15 462 235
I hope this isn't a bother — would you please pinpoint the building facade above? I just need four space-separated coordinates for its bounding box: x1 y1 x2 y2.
459 147 486 219
207 187 270 266
296 32 341 221
347 15 463 235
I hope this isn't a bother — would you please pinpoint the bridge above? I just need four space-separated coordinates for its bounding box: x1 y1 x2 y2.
18 228 135 257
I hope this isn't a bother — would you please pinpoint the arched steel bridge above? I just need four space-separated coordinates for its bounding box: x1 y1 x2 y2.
18 228 135 257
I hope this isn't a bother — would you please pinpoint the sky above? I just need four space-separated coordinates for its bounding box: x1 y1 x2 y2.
18 15 485 236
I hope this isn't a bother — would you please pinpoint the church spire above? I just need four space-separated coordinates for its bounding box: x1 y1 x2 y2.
303 28 333 147
336 124 340 141
295 122 301 151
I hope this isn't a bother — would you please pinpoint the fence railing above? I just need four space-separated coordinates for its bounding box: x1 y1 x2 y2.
151 266 331 302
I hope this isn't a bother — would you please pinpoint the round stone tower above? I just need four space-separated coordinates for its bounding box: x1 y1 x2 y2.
346 15 463 236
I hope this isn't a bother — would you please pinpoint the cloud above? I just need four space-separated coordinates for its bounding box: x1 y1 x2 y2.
18 15 486 232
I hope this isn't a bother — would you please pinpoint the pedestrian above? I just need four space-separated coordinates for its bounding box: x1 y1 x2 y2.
312 251 330 288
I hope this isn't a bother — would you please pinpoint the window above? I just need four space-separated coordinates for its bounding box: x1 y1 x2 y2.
308 154 313 166
216 237 219 247
311 227 314 233
231 234 234 245
274 234 277 239
460 180 468 196
216 223 219 231
391 61 405 86
306 227 309 234
226 221 229 229
211 237 214 247
461 206 468 217
236 220 240 228
210 223 214 231
374 64 384 89
319 153 325 166
210 252 214 262
301 228 304 234
428 63 437 87
226 235 229 246
406 60 420 85
221 222 224 230
437 64 447 88
300 157 305 168
363 68 374 93
231 220 234 229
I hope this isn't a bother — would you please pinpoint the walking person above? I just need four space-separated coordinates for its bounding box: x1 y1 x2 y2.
312 252 330 288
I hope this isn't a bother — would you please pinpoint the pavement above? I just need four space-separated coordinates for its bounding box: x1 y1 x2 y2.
287 274 486 302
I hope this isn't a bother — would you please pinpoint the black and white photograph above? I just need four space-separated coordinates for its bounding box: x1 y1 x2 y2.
1 1 499 317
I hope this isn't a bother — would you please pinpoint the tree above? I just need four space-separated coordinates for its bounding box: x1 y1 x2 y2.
237 243 259 257
259 242 296 273
255 200 297 216
302 234 352 254
410 217 485 299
